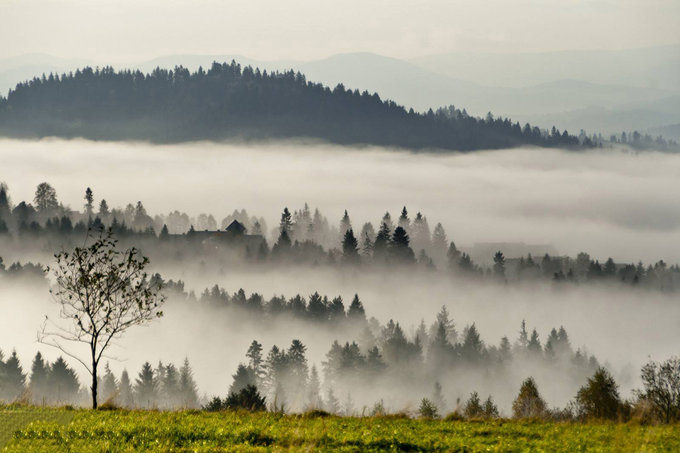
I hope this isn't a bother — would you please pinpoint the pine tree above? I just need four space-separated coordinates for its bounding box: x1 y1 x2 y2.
341 229 360 265
246 341 265 384
1 350 26 402
339 210 352 238
493 251 506 279
483 396 500 419
347 294 366 323
398 206 410 232
48 357 80 404
118 370 135 408
279 207 293 235
325 387 340 413
84 187 94 217
100 362 118 404
463 392 484 418
134 362 157 409
230 364 257 395
517 320 529 350
372 222 392 263
307 365 322 409
179 358 199 409
98 199 109 217
389 226 415 263
29 352 50 405
527 329 542 354
161 363 180 409
359 222 375 258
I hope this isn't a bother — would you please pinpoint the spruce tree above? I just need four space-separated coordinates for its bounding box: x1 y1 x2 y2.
179 358 199 409
134 362 157 409
118 370 135 408
1 350 26 402
48 356 80 404
29 352 50 405
341 229 360 265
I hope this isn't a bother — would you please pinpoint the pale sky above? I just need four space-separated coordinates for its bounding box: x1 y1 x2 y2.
1 0 679 61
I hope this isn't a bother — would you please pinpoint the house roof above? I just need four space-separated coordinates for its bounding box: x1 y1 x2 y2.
225 220 247 234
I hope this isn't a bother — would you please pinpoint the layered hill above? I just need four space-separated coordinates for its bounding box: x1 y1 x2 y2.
0 61 584 151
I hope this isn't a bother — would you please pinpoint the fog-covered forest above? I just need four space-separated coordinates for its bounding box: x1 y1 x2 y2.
1 181 678 291
1 2 679 452
1 166 679 422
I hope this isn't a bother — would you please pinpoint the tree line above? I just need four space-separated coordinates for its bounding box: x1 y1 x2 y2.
1 183 678 292
0 350 200 410
0 61 588 151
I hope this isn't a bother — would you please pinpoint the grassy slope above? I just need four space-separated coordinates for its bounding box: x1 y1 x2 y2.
1 408 679 452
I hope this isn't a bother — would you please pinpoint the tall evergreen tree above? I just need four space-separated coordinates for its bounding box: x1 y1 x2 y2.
347 294 366 323
48 356 80 404
341 228 360 265
99 362 118 404
389 226 415 263
0 350 26 402
29 352 49 404
118 370 134 408
178 358 199 408
134 362 157 408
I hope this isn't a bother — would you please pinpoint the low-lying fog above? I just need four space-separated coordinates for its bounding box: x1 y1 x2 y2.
1 270 679 412
2 138 680 263
1 137 679 412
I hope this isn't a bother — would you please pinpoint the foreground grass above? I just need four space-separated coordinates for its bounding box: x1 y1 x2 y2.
1 408 680 452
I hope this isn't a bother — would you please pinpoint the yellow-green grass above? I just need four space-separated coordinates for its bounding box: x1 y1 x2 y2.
1 408 679 452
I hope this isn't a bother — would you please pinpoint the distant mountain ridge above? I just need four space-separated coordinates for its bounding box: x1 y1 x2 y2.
0 61 585 151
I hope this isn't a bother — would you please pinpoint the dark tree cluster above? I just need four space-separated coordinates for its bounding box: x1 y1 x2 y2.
0 62 585 151
195 286 366 327
0 349 200 410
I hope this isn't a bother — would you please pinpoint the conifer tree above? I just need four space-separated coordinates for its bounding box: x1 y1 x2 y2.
347 294 366 323
118 369 135 408
179 358 199 409
48 356 80 404
100 362 118 404
341 229 360 265
135 362 157 408
0 350 26 402
29 352 50 404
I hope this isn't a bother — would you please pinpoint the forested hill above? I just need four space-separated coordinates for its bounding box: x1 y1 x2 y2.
0 62 587 150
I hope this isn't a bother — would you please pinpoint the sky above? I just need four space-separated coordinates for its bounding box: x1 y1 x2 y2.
1 0 679 61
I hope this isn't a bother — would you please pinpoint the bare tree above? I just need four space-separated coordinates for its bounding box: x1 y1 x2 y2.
39 229 165 408
638 357 680 423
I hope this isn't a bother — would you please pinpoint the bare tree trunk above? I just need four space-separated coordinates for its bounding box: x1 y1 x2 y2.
92 361 98 409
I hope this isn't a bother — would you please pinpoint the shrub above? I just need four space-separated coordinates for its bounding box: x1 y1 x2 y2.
203 396 224 412
418 398 439 419
224 385 266 412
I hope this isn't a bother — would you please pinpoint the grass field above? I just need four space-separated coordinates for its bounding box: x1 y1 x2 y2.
1 408 680 452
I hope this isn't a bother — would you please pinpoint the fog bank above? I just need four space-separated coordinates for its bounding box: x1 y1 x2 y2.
2 138 680 263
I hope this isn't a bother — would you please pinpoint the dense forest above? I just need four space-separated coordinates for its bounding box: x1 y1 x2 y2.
0 62 588 150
